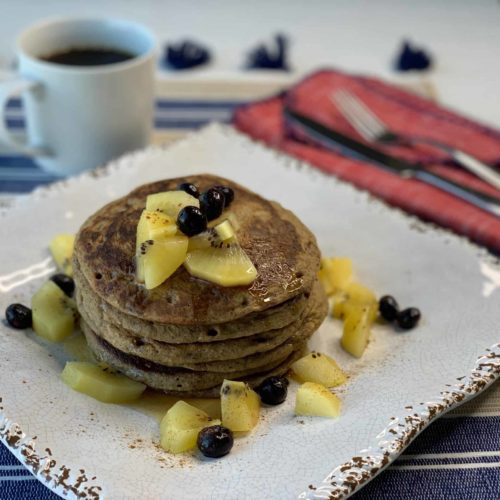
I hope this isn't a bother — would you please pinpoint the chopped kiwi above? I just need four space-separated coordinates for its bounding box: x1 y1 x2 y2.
184 241 257 287
135 210 178 283
214 220 235 242
32 281 77 342
146 191 199 218
138 235 189 289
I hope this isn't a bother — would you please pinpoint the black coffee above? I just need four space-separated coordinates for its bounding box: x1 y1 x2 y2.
41 47 134 66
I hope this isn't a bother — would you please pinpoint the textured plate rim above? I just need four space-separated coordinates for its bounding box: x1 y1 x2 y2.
0 124 499 499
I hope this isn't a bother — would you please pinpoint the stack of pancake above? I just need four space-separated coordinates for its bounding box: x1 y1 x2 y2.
73 175 327 397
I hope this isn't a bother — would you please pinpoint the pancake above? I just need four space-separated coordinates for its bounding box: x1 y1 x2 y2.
74 175 321 325
77 280 326 365
73 174 327 396
82 321 300 391
74 256 310 343
82 321 310 395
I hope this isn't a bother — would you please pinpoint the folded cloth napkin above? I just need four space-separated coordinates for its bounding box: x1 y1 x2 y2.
233 69 500 253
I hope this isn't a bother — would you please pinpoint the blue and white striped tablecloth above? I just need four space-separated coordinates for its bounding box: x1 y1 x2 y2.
1 91 498 499
0 96 240 194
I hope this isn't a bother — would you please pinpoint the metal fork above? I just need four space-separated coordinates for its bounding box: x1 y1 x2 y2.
331 90 500 190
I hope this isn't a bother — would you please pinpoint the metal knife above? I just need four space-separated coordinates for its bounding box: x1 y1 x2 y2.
284 107 500 218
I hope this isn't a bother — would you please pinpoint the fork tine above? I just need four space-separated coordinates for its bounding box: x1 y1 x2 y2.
339 90 387 137
332 90 379 140
331 91 377 141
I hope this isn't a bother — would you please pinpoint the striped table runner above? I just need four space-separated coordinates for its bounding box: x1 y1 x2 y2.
0 96 235 192
0 78 498 500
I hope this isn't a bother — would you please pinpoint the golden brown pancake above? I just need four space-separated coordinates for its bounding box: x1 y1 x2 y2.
73 175 327 395
74 256 310 343
82 321 313 395
74 175 321 325
77 280 325 365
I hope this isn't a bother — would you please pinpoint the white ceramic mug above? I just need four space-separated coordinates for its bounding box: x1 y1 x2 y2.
0 17 156 176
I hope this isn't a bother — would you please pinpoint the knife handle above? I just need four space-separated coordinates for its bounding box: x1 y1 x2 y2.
414 170 500 218
407 137 500 190
450 149 500 191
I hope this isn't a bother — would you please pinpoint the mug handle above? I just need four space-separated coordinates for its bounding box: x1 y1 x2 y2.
0 77 49 156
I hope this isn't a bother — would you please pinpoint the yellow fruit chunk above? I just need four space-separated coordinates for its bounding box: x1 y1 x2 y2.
221 380 260 432
49 234 75 276
295 382 341 418
214 220 236 242
136 210 178 282
184 245 257 287
138 234 188 289
138 209 177 240
330 291 348 319
61 361 146 403
331 282 378 323
318 257 353 296
343 300 378 324
159 401 213 434
188 219 237 252
136 211 150 249
208 212 240 230
160 401 220 454
345 282 377 305
341 305 372 358
32 281 76 342
187 232 212 251
340 283 378 322
135 213 149 282
330 257 354 290
291 352 347 387
146 191 199 218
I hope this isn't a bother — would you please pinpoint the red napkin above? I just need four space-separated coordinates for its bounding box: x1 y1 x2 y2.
233 69 500 252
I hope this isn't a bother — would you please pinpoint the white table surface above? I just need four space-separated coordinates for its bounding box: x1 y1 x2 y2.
0 0 499 128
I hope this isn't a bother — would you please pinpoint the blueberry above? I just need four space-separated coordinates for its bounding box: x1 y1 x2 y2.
397 307 421 330
256 376 289 405
379 295 399 322
246 34 289 70
177 206 207 236
50 273 75 297
199 188 225 221
178 182 199 199
197 425 233 458
5 304 32 329
164 40 211 70
395 40 432 72
213 185 234 208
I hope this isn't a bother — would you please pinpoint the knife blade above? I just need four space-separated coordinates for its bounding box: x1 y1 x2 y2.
284 107 500 218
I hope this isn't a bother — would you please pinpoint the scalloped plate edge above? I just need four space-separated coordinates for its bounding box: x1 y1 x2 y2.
0 124 499 499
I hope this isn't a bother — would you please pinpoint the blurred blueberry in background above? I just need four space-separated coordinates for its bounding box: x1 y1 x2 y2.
246 34 290 70
394 40 432 71
163 39 211 70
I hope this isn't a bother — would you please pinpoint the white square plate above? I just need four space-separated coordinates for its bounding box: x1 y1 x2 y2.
0 125 499 499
